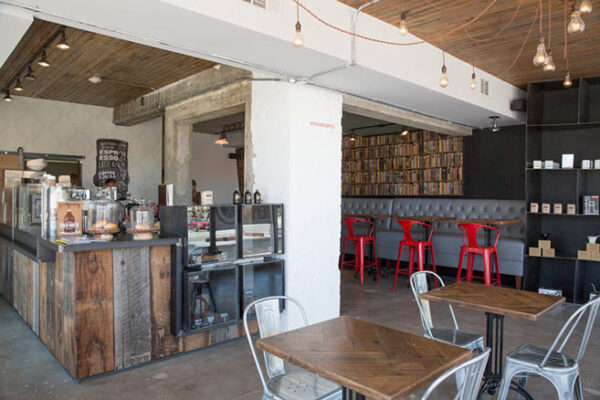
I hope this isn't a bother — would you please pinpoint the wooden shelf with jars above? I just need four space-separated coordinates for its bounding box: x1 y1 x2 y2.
342 131 463 197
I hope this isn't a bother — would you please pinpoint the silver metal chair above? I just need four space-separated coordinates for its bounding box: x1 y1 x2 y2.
497 296 600 400
243 295 343 400
410 271 485 352
421 348 491 400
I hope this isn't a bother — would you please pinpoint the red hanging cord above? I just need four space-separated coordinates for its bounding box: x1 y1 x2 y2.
500 3 540 76
462 0 524 43
563 0 569 70
539 0 543 35
548 0 552 48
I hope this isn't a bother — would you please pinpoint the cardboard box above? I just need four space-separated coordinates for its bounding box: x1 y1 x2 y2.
533 160 543 169
567 204 577 214
530 202 539 213
582 160 592 169
542 248 556 258
578 250 591 260
529 247 542 257
586 243 600 254
553 203 563 214
542 203 551 214
544 160 560 169
56 201 82 237
538 240 552 249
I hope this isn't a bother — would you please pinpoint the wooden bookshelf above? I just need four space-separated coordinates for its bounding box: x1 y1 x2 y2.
342 131 463 197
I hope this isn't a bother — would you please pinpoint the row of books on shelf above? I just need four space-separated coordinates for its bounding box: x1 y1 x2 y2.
343 143 421 159
422 137 463 154
342 154 463 171
342 131 443 147
342 167 463 184
342 181 463 196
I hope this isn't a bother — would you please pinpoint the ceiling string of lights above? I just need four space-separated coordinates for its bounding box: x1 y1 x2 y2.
2 26 70 102
289 0 593 90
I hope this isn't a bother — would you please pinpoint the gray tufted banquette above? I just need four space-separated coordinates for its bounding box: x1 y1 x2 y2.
341 197 526 277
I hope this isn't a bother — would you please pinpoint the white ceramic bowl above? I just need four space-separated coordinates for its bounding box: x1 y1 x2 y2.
26 158 47 171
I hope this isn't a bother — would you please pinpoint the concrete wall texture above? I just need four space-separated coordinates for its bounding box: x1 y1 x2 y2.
250 81 342 325
0 96 163 201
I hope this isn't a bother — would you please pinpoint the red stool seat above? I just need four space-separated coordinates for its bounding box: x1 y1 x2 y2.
456 223 501 287
340 217 379 285
393 219 437 291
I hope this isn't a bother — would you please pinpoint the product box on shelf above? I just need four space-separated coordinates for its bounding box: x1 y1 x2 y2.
530 202 539 213
561 154 574 169
567 204 577 214
541 203 551 214
582 195 600 215
529 247 542 257
544 160 559 169
553 203 563 214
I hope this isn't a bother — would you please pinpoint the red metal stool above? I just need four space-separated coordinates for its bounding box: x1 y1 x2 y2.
456 223 502 287
393 219 437 291
339 217 379 285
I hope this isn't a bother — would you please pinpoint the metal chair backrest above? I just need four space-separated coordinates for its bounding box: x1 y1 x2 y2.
422 348 490 400
410 271 459 337
343 217 374 237
397 219 433 242
458 223 500 248
541 296 600 368
243 295 309 394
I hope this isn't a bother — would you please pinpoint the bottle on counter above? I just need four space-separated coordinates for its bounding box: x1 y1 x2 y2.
233 189 242 204
244 190 252 204
254 189 262 204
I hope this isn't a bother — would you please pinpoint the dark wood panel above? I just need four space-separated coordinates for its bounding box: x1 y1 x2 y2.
339 0 600 88
149 245 178 359
0 19 215 107
74 250 114 378
113 247 151 370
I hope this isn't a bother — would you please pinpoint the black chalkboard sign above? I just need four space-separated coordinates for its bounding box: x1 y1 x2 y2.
93 139 129 199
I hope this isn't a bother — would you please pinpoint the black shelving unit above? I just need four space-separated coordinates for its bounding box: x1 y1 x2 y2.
524 77 600 304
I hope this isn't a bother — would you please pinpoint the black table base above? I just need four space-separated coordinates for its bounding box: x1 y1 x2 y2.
478 312 533 400
342 387 365 400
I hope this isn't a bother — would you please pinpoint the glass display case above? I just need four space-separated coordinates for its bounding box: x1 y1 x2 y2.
239 259 284 319
0 187 16 227
16 184 42 231
239 204 275 258
160 205 238 266
183 265 238 332
127 199 158 240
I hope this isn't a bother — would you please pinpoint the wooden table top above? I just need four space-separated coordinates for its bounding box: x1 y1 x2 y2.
455 218 523 226
420 282 565 321
256 316 471 400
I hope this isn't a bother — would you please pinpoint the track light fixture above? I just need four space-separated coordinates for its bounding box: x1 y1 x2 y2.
215 133 229 146
3 90 12 102
399 12 408 36
13 77 24 92
37 48 50 68
24 65 35 81
401 129 409 136
56 29 70 50
489 116 500 132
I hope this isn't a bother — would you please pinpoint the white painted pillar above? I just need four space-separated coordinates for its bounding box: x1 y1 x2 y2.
249 82 342 324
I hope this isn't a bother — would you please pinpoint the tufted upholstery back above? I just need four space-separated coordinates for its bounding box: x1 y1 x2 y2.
342 198 526 239
341 198 393 230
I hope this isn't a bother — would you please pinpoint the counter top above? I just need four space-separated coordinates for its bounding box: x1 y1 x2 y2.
47 234 180 252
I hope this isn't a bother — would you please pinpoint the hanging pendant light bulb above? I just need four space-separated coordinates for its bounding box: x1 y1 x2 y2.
563 71 573 87
489 116 500 133
568 10 586 33
579 0 592 14
13 77 24 92
439 65 449 87
469 73 477 90
215 132 229 146
543 51 556 72
399 12 408 36
3 89 12 102
293 21 304 48
533 36 549 66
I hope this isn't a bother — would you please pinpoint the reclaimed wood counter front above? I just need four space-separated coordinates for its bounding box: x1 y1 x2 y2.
0 234 256 379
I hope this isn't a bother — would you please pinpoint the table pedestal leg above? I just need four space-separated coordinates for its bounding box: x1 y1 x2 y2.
479 313 533 400
342 387 366 400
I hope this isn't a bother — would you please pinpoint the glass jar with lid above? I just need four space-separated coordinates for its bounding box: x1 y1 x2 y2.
86 188 124 241
127 199 158 240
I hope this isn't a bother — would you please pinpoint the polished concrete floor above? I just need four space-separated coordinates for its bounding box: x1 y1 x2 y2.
1 268 599 400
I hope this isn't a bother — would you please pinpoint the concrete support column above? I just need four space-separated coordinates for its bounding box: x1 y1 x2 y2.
249 82 343 324
164 112 193 205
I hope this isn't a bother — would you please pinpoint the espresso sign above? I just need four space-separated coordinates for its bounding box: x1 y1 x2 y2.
56 201 82 237
93 139 129 199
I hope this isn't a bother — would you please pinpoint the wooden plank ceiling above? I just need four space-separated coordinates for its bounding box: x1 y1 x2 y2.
339 0 600 88
0 19 215 107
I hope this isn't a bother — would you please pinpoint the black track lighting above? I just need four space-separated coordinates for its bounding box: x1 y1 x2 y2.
56 29 70 50
14 77 24 92
24 65 35 80
38 48 50 68
3 89 12 102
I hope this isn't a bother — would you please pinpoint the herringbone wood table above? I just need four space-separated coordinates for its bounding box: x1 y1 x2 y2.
420 282 565 321
256 316 471 400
